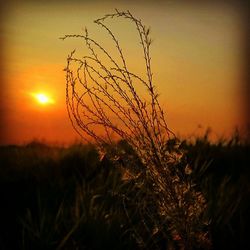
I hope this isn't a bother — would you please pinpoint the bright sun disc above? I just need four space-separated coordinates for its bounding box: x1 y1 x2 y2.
37 93 49 104
32 93 54 105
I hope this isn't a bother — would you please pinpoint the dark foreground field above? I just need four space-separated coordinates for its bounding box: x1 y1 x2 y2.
0 136 249 250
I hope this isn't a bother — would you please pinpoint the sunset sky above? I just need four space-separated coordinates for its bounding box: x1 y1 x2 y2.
0 1 247 145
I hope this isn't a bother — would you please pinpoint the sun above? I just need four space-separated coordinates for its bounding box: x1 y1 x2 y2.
36 93 49 104
32 92 55 105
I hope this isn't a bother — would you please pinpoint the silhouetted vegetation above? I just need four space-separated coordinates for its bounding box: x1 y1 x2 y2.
61 10 210 248
0 135 249 250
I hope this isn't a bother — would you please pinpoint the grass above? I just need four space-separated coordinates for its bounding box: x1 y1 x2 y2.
0 135 249 250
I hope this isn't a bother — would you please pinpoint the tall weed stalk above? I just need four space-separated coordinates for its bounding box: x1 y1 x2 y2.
62 9 211 249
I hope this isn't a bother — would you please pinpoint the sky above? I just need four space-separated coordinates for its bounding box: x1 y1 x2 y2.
0 1 248 145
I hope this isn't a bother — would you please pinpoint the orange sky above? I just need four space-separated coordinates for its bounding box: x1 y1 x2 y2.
0 1 247 145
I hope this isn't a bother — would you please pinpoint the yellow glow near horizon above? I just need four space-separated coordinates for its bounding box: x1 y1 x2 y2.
32 92 55 105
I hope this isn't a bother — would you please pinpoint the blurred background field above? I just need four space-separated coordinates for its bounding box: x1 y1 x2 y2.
0 133 249 250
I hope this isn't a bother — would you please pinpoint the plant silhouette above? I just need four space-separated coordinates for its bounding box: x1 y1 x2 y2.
62 9 211 249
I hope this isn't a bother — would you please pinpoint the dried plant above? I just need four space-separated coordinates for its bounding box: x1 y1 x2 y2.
61 9 211 249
